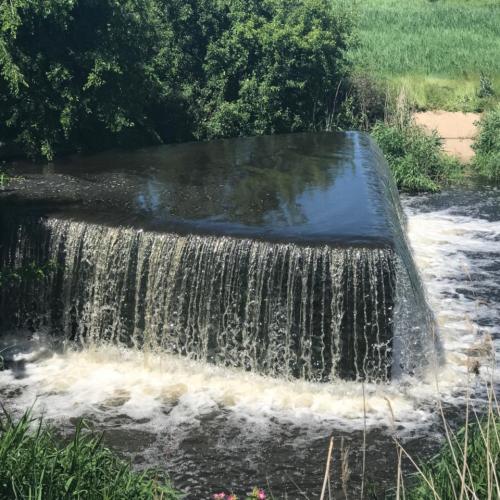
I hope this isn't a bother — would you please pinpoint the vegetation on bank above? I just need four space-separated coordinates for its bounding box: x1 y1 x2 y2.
367 92 462 193
0 410 179 499
372 121 461 192
0 167 9 188
404 409 500 499
0 0 353 160
472 105 500 181
351 0 500 111
0 0 498 193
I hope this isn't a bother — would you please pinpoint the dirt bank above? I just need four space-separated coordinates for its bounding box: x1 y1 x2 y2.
414 111 481 162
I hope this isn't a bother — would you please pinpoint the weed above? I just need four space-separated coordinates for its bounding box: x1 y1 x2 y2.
371 120 461 192
0 409 179 499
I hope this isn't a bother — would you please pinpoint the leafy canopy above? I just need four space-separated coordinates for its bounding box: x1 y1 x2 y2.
0 0 353 159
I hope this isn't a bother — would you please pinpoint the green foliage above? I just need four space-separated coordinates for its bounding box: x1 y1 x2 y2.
351 0 500 111
193 0 353 138
0 166 9 187
478 73 495 99
0 0 353 159
0 409 179 499
0 0 178 159
472 105 500 180
406 414 500 499
0 260 57 288
371 121 461 192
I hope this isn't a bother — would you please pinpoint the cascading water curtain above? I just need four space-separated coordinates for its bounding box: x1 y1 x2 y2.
0 217 399 382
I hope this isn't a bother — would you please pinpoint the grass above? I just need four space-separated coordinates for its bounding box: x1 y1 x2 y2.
400 392 500 499
372 120 462 192
350 0 500 111
370 93 464 193
0 165 9 188
314 386 500 499
0 409 179 500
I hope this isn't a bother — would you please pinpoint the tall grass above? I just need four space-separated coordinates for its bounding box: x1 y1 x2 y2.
0 409 179 499
399 390 500 499
0 166 9 188
371 121 462 192
350 0 500 110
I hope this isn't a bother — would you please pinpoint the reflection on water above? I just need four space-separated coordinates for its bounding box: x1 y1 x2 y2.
5 132 396 245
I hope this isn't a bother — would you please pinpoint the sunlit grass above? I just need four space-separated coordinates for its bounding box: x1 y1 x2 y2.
350 0 500 110
400 389 500 499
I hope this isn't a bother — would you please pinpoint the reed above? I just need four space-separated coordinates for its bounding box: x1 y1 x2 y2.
398 394 499 499
0 409 179 499
394 325 499 500
371 119 462 192
350 0 500 110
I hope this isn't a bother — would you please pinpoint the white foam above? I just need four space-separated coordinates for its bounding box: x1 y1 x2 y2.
1 197 498 432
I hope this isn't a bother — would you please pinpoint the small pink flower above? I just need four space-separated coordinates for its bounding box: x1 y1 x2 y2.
212 494 226 500
250 487 266 499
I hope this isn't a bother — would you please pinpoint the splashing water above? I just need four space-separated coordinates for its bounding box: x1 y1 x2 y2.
0 188 499 497
0 215 434 382
0 189 497 430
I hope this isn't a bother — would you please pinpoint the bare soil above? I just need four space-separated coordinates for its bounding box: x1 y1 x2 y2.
414 111 481 162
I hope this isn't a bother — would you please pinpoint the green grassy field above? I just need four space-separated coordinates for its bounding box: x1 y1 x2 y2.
350 0 500 110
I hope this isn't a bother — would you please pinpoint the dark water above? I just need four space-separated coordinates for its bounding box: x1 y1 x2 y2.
3 132 400 247
0 132 433 382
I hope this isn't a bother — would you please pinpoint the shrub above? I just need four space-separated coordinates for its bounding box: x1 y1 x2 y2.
0 0 354 159
0 410 179 499
193 0 353 139
0 0 178 160
371 121 461 192
472 105 500 180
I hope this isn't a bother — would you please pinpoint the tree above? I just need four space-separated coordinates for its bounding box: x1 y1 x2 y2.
0 0 175 159
0 0 354 159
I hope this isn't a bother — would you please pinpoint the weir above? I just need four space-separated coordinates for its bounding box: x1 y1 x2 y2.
0 132 434 381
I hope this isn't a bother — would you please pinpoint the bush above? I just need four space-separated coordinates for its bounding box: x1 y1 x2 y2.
193 0 353 139
0 0 177 160
0 0 354 160
0 410 179 499
472 105 500 180
371 121 461 192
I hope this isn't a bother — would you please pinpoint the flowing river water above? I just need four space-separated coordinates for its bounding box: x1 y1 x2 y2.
1 186 499 498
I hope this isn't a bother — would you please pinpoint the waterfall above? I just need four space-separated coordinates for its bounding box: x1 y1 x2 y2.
0 132 437 382
0 215 436 382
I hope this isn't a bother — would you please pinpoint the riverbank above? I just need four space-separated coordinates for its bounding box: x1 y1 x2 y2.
414 111 480 162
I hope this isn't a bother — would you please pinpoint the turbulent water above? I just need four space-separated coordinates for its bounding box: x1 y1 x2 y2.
1 188 499 498
0 215 433 382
